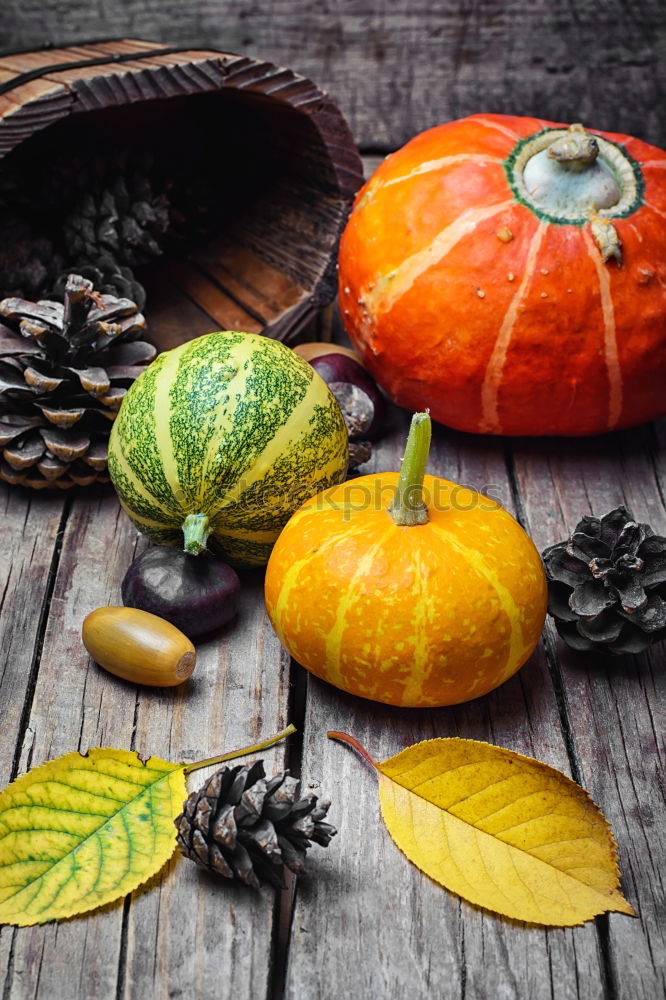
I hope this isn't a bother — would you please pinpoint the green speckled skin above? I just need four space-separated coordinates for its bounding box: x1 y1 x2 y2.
108 331 349 566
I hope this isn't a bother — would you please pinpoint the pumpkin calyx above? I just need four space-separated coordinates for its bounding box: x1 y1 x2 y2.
388 411 431 527
506 124 642 228
182 512 211 555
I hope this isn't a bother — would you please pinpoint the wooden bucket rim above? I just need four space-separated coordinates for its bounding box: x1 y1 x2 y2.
0 38 363 199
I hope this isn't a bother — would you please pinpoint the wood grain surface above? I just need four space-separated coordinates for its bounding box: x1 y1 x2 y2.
1 402 663 999
0 7 665 999
1 1 664 150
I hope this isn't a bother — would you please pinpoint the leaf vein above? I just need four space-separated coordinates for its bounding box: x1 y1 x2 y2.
0 768 179 909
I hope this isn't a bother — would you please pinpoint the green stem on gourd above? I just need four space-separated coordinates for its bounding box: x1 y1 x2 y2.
183 724 297 774
182 513 210 554
388 411 431 526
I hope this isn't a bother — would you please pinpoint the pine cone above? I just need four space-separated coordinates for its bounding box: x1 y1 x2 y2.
542 506 666 654
0 220 64 300
54 166 171 308
51 258 147 312
0 273 156 489
175 760 336 889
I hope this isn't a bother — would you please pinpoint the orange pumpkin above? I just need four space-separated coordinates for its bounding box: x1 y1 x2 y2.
265 414 547 707
338 114 666 436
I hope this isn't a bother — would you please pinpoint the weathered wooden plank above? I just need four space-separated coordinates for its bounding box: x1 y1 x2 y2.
511 423 666 1000
284 409 609 1000
122 578 292 1000
1 489 139 1000
0 484 66 998
163 260 265 335
0 483 290 998
1 1 664 149
140 265 243 352
0 484 65 787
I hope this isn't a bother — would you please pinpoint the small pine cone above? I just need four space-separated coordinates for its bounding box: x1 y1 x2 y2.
61 172 170 270
0 273 156 489
51 257 148 312
175 760 336 889
0 220 64 300
542 506 666 655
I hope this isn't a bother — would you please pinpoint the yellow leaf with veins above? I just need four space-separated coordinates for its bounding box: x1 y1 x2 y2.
332 733 635 927
0 725 295 926
0 748 185 926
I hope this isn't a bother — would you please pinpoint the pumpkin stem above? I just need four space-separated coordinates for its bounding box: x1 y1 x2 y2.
546 123 599 172
388 411 431 526
182 513 211 554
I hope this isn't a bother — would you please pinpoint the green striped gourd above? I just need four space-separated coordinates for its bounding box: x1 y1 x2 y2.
108 332 349 566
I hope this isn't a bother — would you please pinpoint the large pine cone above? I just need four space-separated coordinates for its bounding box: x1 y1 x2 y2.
0 274 156 489
542 506 666 654
175 760 336 889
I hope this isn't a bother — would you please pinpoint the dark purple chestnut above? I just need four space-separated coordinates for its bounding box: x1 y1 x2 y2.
309 353 385 441
121 547 240 640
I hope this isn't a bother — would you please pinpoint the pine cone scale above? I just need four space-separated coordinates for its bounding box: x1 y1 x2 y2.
175 761 336 888
38 406 86 427
0 275 152 489
3 433 43 469
543 505 666 655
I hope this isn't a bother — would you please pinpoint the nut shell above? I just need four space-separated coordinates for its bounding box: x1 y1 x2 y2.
82 606 196 686
293 342 365 365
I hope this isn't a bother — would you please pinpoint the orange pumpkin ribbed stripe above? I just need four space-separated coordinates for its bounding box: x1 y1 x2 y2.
644 200 666 220
479 222 547 433
366 200 516 317
582 228 623 429
471 116 521 141
381 154 503 191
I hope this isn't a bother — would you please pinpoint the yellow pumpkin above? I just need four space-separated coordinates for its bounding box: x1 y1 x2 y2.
265 414 547 707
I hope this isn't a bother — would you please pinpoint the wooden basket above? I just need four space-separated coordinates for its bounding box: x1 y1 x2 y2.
0 38 364 348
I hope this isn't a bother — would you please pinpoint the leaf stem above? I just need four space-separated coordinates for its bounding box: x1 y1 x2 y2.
327 731 377 772
388 412 431 526
183 724 296 774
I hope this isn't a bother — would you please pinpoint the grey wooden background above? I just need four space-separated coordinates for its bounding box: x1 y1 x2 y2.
1 1 665 153
0 4 665 1000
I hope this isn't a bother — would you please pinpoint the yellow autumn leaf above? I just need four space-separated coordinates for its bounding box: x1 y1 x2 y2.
0 725 295 926
330 733 635 927
0 748 185 926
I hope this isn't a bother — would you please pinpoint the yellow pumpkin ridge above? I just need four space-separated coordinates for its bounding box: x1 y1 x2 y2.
479 221 547 433
271 516 370 630
428 522 526 684
324 524 396 691
582 228 623 428
399 547 440 706
364 199 515 316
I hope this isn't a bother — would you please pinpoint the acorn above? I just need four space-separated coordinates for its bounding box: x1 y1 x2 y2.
309 352 386 441
81 606 196 686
